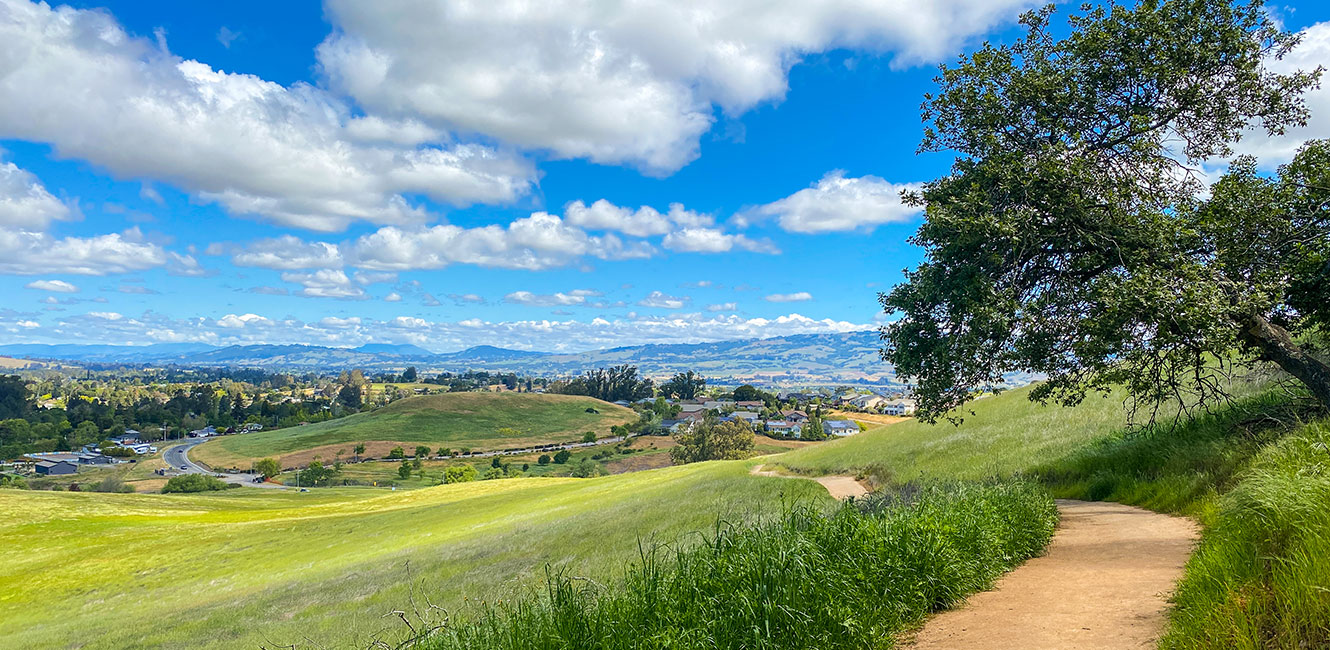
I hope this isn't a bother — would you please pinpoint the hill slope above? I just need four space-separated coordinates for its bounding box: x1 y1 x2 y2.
192 392 637 467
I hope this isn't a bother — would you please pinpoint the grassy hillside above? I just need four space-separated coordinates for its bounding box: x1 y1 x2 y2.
193 392 637 467
0 462 830 649
774 385 1135 481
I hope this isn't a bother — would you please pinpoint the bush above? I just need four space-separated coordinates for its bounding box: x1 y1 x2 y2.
444 465 478 484
582 431 596 443
388 446 406 460
570 457 603 478
537 454 551 465
553 450 571 464
398 460 412 479
92 476 135 493
424 481 1056 650
161 474 228 494
253 457 281 479
482 467 503 480
415 445 432 458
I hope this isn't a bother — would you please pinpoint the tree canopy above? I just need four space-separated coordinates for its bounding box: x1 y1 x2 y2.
556 365 654 402
670 417 754 464
660 371 706 400
882 0 1329 424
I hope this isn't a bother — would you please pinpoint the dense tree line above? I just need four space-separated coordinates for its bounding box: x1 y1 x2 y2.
554 365 654 402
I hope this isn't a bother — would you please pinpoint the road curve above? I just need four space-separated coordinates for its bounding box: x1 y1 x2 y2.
166 438 286 489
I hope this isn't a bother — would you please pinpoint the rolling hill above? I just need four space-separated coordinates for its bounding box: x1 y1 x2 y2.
190 392 638 468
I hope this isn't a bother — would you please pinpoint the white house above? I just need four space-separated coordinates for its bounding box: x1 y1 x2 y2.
883 400 917 416
823 420 860 437
765 421 803 438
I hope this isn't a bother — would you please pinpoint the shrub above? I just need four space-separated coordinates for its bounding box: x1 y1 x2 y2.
425 481 1056 650
553 450 571 464
388 446 406 460
253 457 281 479
161 474 228 494
482 467 503 480
92 476 135 493
415 446 432 458
570 458 602 478
582 432 596 443
444 465 478 484
398 461 412 479
537 454 551 465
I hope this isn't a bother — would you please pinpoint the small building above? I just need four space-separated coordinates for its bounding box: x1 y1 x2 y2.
883 400 917 416
730 411 760 423
110 431 141 445
78 453 116 465
35 459 77 475
678 403 706 414
781 410 809 423
659 419 690 433
823 420 860 437
735 400 764 409
765 421 803 438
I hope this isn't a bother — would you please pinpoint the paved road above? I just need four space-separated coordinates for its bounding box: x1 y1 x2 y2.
166 438 287 489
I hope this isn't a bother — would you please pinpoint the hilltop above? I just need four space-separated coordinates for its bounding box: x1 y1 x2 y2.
190 392 637 468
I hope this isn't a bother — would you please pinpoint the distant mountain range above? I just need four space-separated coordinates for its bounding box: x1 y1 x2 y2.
0 331 921 385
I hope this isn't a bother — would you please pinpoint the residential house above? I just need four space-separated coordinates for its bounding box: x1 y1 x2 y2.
659 419 690 433
35 459 77 475
847 394 890 410
735 400 764 409
110 430 140 445
678 403 707 414
883 400 917 416
781 410 809 423
730 411 760 424
823 420 860 437
765 421 803 438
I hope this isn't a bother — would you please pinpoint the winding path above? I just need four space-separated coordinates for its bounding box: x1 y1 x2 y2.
907 499 1199 649
749 464 869 499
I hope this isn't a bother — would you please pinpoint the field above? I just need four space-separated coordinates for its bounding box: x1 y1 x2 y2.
191 392 637 468
0 461 832 649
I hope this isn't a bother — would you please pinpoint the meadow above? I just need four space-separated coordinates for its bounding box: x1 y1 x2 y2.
191 392 636 468
0 460 830 649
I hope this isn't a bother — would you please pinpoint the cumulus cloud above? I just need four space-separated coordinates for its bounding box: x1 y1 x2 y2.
1230 21 1330 165
349 212 651 271
232 236 344 269
280 269 368 299
0 160 70 228
766 292 812 302
505 289 602 307
383 292 402 302
25 279 78 293
706 302 737 312
7 309 870 352
744 171 922 233
637 290 689 309
0 226 168 275
318 0 1032 173
662 228 779 254
0 1 535 232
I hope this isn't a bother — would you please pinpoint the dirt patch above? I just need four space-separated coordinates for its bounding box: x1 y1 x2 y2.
749 464 869 500
906 499 1199 649
826 410 909 428
605 450 675 474
128 478 168 493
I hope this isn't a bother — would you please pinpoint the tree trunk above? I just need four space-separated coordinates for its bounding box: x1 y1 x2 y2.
1239 314 1330 410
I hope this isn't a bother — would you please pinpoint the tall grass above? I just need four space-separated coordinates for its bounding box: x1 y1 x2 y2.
422 481 1057 650
1161 420 1330 650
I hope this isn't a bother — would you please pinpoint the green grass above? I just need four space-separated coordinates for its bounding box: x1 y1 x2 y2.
773 384 1136 481
0 460 831 649
425 481 1057 650
193 392 637 467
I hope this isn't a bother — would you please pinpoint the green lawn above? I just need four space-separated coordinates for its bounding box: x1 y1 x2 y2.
192 392 637 467
0 460 830 649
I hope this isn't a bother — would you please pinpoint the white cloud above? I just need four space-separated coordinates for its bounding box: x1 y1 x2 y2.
280 269 368 299
318 0 1033 173
10 309 869 352
384 292 402 302
232 236 344 269
766 292 812 302
87 311 123 320
1231 21 1330 165
745 171 921 233
25 279 78 293
564 199 673 237
0 1 535 232
0 160 70 229
706 302 737 312
0 227 168 275
637 290 689 309
662 228 779 254
350 212 651 271
505 289 602 307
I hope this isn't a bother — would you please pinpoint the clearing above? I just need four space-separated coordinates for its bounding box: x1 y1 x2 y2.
908 500 1199 649
191 392 637 468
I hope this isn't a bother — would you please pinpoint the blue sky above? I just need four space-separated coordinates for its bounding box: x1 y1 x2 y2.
1 0 1328 352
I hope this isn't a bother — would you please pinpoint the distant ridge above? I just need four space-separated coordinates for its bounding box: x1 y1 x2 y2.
0 330 942 385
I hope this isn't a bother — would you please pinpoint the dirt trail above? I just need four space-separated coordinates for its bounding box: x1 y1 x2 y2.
749 465 869 499
907 499 1199 650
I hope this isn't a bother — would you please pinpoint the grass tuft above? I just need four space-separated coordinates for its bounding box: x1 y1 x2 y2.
422 480 1057 650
